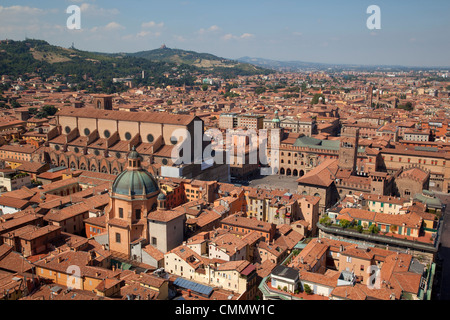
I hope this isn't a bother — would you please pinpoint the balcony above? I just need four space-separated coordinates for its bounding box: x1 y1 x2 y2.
317 222 440 254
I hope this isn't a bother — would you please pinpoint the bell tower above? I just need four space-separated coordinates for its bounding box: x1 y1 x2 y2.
338 127 359 174
107 147 160 258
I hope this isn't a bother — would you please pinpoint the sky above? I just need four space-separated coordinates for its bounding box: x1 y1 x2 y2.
1 0 450 67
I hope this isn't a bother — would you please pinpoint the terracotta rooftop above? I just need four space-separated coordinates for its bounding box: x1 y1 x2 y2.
57 107 197 126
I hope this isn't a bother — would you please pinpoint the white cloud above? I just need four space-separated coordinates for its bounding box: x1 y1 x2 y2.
80 3 119 16
104 22 125 31
222 33 254 41
209 25 220 32
136 30 161 38
0 5 56 36
173 35 187 42
90 22 125 33
240 33 254 39
0 5 44 15
142 21 164 29
222 33 235 40
198 25 220 35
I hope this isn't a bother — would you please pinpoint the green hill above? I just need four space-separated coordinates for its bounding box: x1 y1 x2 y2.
0 39 198 87
0 40 273 85
127 45 273 77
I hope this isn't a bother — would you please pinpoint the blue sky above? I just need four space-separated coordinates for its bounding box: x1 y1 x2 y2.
1 0 449 67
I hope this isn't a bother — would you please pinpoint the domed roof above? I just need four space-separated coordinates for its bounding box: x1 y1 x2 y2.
272 110 281 123
128 146 140 160
112 169 159 197
157 193 167 201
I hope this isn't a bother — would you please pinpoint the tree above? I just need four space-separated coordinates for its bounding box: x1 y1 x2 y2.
28 107 38 115
255 86 266 95
42 105 57 116
397 102 413 111
311 93 325 105
303 284 312 295
368 224 380 234
320 216 332 227
10 99 21 108
339 219 351 229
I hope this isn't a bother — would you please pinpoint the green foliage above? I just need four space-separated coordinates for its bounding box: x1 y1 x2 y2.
224 92 240 98
368 224 380 234
42 105 58 116
31 179 43 186
0 40 199 90
10 99 22 108
311 93 325 105
339 219 351 229
130 47 273 78
286 86 300 93
303 284 312 295
397 102 413 111
255 86 266 95
28 107 38 115
320 216 332 227
30 105 58 119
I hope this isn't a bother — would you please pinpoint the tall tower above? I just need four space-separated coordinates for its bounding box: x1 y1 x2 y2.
338 127 360 174
107 147 160 258
368 85 374 108
93 95 113 110
272 110 281 129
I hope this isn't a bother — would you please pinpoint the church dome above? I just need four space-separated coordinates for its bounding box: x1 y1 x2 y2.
272 110 281 123
128 146 140 160
112 169 159 196
111 147 159 197
157 193 167 201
